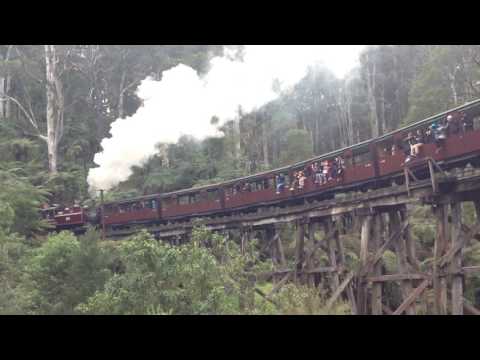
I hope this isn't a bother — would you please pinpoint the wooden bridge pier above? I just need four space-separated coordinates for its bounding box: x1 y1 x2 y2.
229 196 480 315
107 169 480 315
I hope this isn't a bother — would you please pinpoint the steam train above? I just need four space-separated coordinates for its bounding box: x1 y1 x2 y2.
41 99 480 235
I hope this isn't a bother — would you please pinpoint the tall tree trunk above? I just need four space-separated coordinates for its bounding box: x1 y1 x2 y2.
0 45 12 120
5 75 11 119
45 45 65 174
365 53 379 138
0 77 4 119
379 81 386 134
118 70 126 119
448 71 458 106
345 82 355 146
261 113 270 169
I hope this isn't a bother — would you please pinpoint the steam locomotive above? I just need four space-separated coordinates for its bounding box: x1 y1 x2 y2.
41 99 480 236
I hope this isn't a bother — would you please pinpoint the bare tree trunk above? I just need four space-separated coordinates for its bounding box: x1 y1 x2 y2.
5 74 11 119
44 45 65 174
234 108 242 161
448 72 458 106
0 77 4 119
365 53 379 138
379 81 386 134
0 45 13 120
261 113 270 169
345 82 354 146
118 70 126 119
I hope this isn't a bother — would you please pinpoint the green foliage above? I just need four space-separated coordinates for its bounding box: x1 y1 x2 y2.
0 231 33 314
269 284 351 315
77 227 274 315
23 230 110 314
0 168 50 236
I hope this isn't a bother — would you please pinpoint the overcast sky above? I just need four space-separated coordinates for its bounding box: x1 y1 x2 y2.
242 45 366 79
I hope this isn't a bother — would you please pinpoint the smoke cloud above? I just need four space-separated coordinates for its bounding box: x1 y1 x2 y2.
87 45 364 191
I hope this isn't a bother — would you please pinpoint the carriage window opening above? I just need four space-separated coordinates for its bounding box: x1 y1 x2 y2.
162 197 170 208
143 200 156 209
353 149 371 165
265 178 273 189
206 189 218 201
178 195 189 205
343 155 353 167
472 116 480 131
131 202 141 211
189 193 200 204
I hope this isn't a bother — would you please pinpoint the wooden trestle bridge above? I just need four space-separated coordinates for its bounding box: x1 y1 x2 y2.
108 162 480 315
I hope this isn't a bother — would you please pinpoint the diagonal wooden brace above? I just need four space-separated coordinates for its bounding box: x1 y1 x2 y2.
393 279 430 315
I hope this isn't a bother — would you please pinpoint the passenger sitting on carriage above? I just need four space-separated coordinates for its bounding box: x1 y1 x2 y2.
289 171 299 191
310 162 317 182
234 183 242 194
304 164 312 178
298 171 307 190
276 174 286 194
311 162 320 184
445 113 460 135
335 156 345 180
331 158 338 179
430 121 447 152
462 111 473 132
323 160 332 182
243 183 252 192
405 130 424 162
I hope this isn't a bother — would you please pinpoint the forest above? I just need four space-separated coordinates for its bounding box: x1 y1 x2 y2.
1 45 480 315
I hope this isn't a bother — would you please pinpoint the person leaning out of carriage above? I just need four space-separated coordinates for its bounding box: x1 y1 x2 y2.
405 129 425 163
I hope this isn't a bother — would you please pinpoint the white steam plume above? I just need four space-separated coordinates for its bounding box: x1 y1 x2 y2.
88 45 364 191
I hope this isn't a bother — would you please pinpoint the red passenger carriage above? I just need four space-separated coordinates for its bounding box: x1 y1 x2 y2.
46 99 480 234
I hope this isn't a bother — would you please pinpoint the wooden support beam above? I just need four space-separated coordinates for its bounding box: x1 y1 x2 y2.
392 210 415 315
254 287 280 308
294 219 306 283
404 168 411 197
325 218 340 293
241 228 247 255
303 225 336 271
474 200 480 225
439 223 480 268
433 204 449 315
428 159 438 193
451 201 463 315
368 274 429 282
275 225 287 268
400 207 420 271
306 221 317 287
372 215 383 315
326 271 355 311
383 303 394 315
303 266 337 274
393 279 430 315
462 266 480 275
463 298 480 315
358 215 372 315
358 220 409 277
266 273 291 300
335 221 357 315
